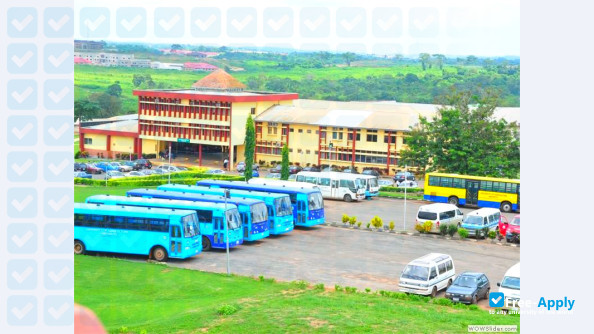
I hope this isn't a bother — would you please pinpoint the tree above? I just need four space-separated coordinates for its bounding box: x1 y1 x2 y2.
132 74 144 87
280 144 290 180
74 100 101 122
400 89 520 178
432 54 446 70
244 115 256 181
465 55 478 65
342 52 355 67
171 44 182 50
89 93 122 118
419 53 431 70
106 82 122 97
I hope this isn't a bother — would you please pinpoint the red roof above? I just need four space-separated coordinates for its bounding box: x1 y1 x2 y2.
184 62 219 70
74 57 92 64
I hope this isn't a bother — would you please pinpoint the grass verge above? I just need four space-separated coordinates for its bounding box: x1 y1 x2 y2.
378 191 424 200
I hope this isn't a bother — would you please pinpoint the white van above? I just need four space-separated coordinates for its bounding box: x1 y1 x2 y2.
296 171 366 202
416 203 464 232
399 253 456 297
461 208 502 238
497 262 520 309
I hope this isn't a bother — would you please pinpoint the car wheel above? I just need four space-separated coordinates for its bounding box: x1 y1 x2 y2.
448 196 459 206
500 201 513 213
343 194 352 202
430 286 437 298
152 246 168 262
74 240 86 255
472 295 478 304
485 287 490 299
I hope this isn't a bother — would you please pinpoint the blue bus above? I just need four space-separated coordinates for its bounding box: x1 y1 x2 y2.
126 189 270 242
85 195 243 251
74 203 201 261
195 180 325 227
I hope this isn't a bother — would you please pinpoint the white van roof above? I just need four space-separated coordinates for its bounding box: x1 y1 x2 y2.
410 253 452 266
418 203 458 213
504 262 520 277
467 208 500 216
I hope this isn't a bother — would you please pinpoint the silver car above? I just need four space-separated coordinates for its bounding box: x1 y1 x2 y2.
106 171 126 179
110 162 132 172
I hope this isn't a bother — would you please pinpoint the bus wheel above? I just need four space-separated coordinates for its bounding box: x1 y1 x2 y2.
430 286 437 298
74 240 86 255
202 236 211 251
343 194 353 202
152 246 168 262
448 196 459 206
500 201 512 213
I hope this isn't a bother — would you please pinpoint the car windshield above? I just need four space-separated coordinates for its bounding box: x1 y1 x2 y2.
110 172 123 176
274 196 293 216
308 192 324 210
251 203 268 223
418 211 437 220
511 217 520 226
182 214 200 237
454 276 477 288
111 162 121 166
501 276 520 290
225 208 242 230
402 265 429 281
464 216 484 225
368 178 378 187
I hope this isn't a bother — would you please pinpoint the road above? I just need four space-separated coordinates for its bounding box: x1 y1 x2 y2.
169 225 519 307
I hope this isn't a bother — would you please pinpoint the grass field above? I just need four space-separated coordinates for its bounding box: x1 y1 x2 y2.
75 256 519 333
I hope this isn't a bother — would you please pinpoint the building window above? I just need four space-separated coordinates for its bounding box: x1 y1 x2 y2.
290 128 294 132
298 129 303 133
84 138 92 145
366 131 378 142
306 150 311 154
384 135 396 144
251 107 256 115
307 129 312 134
314 151 318 155
402 136 409 145
282 128 288 136
315 130 319 134
332 132 343 140
297 149 302 153
348 133 361 141
289 149 293 153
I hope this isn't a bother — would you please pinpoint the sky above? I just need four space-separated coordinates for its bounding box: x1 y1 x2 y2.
74 0 520 57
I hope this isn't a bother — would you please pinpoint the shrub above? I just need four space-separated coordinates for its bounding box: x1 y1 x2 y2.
389 221 395 231
415 223 425 233
366 223 371 229
314 283 325 291
118 326 128 333
371 216 383 229
334 284 343 292
447 224 458 237
422 221 433 233
434 298 454 306
217 304 238 316
365 288 371 293
344 286 357 293
258 275 265 281
349 216 357 226
468 304 479 310
342 214 350 224
75 151 82 159
488 230 497 239
439 223 448 236
378 186 422 193
357 222 362 228
292 280 308 289
142 153 156 159
458 228 469 239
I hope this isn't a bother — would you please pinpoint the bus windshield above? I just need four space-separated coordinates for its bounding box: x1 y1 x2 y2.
225 208 242 230
182 214 200 237
464 216 484 225
251 203 268 223
401 265 429 281
308 192 324 210
368 178 378 187
274 197 293 217
355 179 365 189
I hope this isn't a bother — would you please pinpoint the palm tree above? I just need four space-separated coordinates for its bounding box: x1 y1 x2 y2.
419 53 431 70
342 52 356 67
432 54 446 70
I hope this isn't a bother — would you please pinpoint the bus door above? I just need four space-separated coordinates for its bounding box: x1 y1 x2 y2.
517 185 520 210
240 212 249 239
169 224 183 257
296 195 307 225
331 179 339 198
466 180 480 206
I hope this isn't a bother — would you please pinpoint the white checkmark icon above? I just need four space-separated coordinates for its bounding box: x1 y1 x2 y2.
195 15 216 31
48 159 70 175
12 195 33 212
12 123 34 140
48 51 70 67
48 14 70 31
491 296 502 304
48 87 70 103
11 51 34 68
49 195 70 211
158 14 180 31
49 303 70 319
48 231 70 247
12 159 34 176
267 15 290 31
11 303 33 320
84 15 106 32
48 266 70 283
11 230 34 248
48 123 69 139
12 267 34 283
304 16 325 31
414 15 435 31
121 15 143 32
11 87 34 104
340 15 362 31
231 15 253 31
12 15 34 31
377 15 399 31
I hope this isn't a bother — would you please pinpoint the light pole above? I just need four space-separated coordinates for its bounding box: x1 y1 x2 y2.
403 165 408 231
224 189 230 275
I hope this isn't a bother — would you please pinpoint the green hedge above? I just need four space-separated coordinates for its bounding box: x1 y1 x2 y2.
75 174 243 187
379 186 423 193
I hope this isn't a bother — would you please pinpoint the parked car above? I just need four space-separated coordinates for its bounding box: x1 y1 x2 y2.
399 253 456 297
158 165 181 172
206 169 226 175
378 179 394 187
461 208 504 238
362 169 380 177
289 165 303 174
152 168 169 175
499 215 520 243
140 169 156 176
240 169 259 177
134 159 152 169
497 263 520 309
396 180 419 188
394 171 415 183
342 168 359 174
416 203 464 232
96 162 119 172
74 171 92 179
127 171 145 177
266 173 281 179
321 166 340 172
237 162 259 172
445 272 491 304
74 163 87 171
85 163 102 174
123 161 143 171
176 166 189 171
105 171 125 179
110 162 132 172
302 166 320 172
269 165 281 173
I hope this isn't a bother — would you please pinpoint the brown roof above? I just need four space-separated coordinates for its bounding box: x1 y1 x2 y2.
191 69 246 90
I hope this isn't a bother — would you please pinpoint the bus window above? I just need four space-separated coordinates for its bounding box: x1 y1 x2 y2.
171 226 181 238
319 178 330 186
429 176 440 186
306 176 317 184
182 215 199 237
289 193 297 204
296 175 305 182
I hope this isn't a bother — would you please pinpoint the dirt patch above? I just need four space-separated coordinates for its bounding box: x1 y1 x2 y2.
302 317 328 328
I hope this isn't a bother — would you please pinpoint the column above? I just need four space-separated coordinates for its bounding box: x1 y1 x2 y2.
79 132 85 153
199 144 202 166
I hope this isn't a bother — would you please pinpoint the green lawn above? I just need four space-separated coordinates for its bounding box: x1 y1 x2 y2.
74 185 157 203
76 256 519 333
379 191 424 200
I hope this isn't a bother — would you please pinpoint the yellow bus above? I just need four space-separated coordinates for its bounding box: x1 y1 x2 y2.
424 173 520 212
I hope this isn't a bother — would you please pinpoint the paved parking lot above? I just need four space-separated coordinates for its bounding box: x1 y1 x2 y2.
169 225 519 307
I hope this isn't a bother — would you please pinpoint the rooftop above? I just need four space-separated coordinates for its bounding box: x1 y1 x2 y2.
83 119 138 133
191 69 246 90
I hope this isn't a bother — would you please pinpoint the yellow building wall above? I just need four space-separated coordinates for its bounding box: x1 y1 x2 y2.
110 136 135 153
84 133 107 150
288 124 319 166
141 139 159 154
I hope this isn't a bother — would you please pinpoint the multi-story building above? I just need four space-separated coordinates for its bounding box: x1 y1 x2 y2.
74 40 106 51
73 52 150 67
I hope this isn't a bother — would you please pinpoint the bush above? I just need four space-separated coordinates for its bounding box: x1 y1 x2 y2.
75 151 82 159
434 298 454 306
217 304 238 316
365 288 371 293
488 230 497 239
357 222 362 228
458 228 469 239
142 153 156 159
371 216 383 229
378 186 422 193
366 223 371 229
342 214 349 224
389 221 395 231
314 283 325 291
349 216 357 226
292 280 308 289
439 223 448 236
422 221 433 233
334 284 343 292
447 224 458 237
344 286 357 293
415 223 424 233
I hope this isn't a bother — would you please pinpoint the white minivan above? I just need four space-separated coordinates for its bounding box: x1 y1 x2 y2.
399 253 456 297
416 203 464 232
498 262 520 309
461 208 503 238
